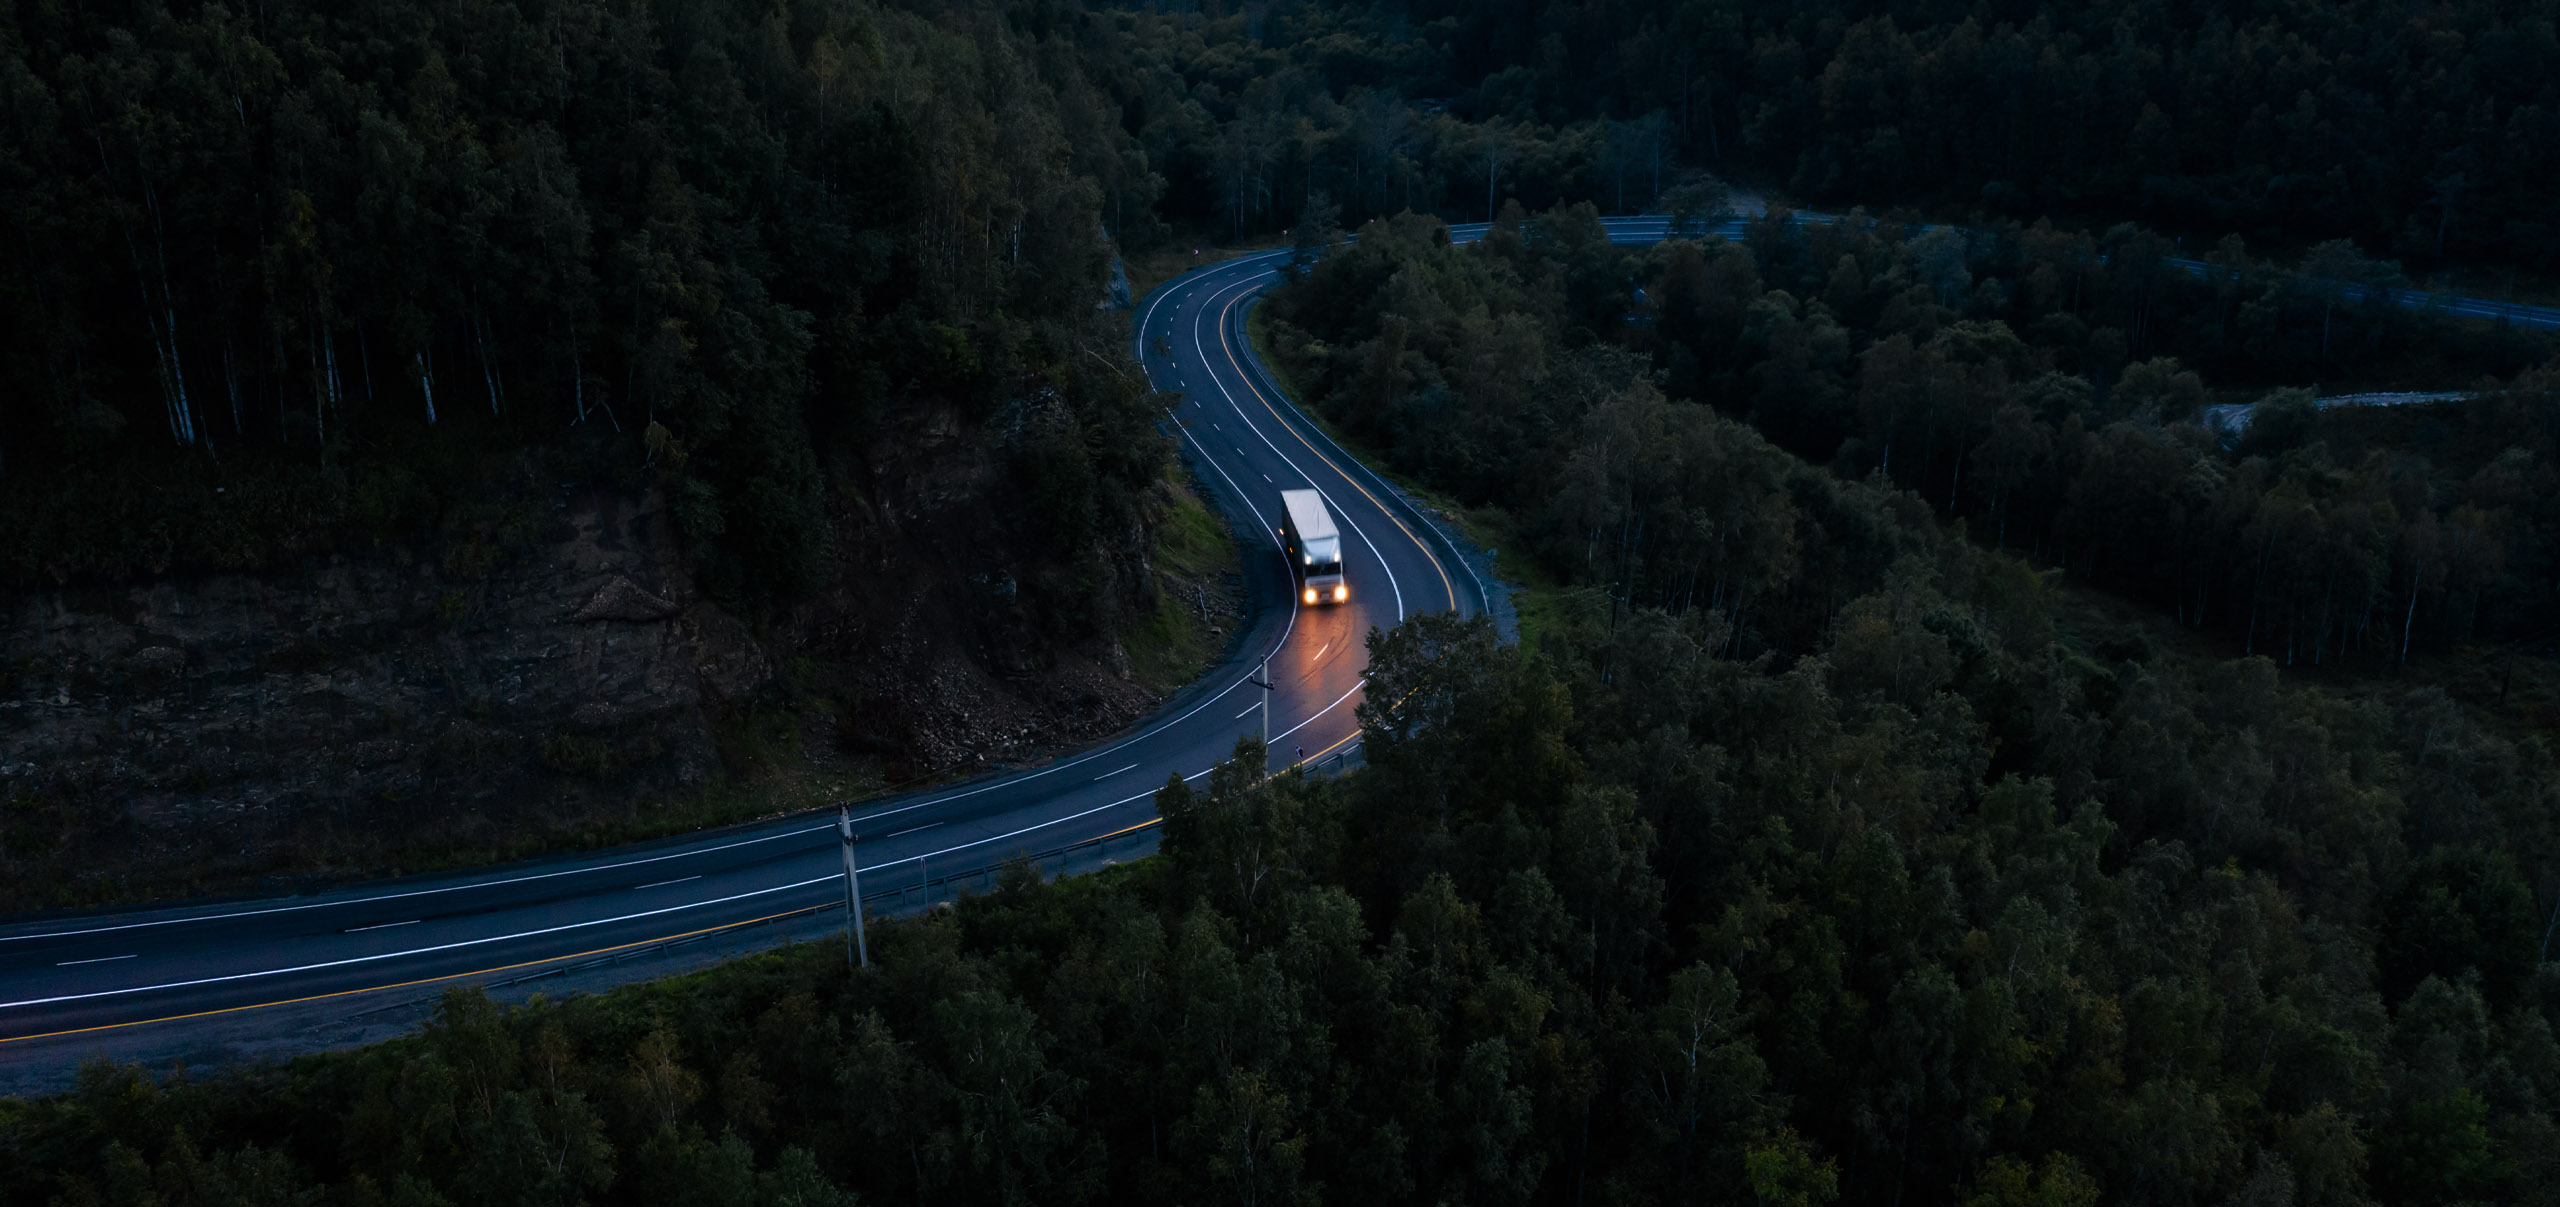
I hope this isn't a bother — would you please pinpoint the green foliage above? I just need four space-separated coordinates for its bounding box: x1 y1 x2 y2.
0 0 1166 607
2383 847 2541 1003
1096 0 2560 278
15 507 2560 1204
1118 477 1244 693
1269 201 2560 669
9 5 2560 1206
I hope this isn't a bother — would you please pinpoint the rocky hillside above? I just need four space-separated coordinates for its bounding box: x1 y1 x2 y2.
0 427 1240 912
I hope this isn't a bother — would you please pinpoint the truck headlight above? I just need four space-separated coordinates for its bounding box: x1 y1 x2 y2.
1332 584 1348 602
1302 588 1317 605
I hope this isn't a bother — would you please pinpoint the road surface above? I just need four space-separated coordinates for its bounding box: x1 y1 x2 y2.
0 247 1485 1076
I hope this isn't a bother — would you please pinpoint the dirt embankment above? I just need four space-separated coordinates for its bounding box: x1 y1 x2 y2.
0 407 1243 912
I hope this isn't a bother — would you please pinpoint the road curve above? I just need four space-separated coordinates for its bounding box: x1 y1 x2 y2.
15 206 2509 1071
0 249 1482 1063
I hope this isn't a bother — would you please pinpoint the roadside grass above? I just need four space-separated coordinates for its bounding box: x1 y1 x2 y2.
1119 474 1245 694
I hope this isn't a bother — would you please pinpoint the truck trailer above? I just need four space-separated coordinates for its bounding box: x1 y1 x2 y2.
1278 489 1347 605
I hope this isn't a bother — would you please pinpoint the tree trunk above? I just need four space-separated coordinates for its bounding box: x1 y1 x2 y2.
2399 561 2421 665
417 350 438 425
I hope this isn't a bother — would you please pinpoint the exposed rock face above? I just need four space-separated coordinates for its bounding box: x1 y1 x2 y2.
0 491 761 908
0 402 1216 910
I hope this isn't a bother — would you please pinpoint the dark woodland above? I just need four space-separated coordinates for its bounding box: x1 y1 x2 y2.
5 1 2560 1204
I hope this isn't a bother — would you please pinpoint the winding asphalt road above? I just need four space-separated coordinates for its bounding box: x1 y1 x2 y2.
0 247 1485 1066
5 209 2535 1076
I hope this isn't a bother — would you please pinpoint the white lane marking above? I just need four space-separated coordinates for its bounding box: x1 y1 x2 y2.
343 920 420 933
5 247 1349 961
1316 641 1330 659
1274 679 1366 745
5 768 1227 1015
1156 331 1303 671
1237 703 1259 718
885 822 942 838
5 618 1290 946
908 772 1202 868
1094 763 1139 781
1262 473 1272 483
1222 285 1479 618
55 955 137 966
0 821 837 945
1195 277 1409 622
632 876 699 891
0 875 845 1011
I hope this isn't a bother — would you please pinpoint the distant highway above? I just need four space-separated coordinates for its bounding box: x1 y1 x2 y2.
1595 212 2560 330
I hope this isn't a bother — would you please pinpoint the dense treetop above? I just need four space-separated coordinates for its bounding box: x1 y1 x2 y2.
1114 0 2560 271
0 0 1165 604
8 466 2557 1204
1265 204 2556 665
6 2 2560 1203
6 0 2554 597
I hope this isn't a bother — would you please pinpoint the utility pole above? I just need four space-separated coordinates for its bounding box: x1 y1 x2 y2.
1249 656 1274 748
837 807 868 968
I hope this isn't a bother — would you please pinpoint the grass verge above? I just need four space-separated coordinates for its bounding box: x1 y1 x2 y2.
1118 473 1246 694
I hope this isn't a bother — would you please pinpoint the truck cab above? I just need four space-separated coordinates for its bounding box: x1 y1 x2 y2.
1278 488 1347 605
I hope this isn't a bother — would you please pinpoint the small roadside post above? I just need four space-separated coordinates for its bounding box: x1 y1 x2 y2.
837 807 868 968
1250 656 1274 749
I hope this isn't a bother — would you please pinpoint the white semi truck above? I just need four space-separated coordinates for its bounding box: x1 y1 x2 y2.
1278 488 1347 605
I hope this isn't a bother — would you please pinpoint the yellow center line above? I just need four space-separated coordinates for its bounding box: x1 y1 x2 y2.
1215 293 1459 613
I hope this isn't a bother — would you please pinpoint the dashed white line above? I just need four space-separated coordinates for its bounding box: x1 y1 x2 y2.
0 819 837 944
343 920 419 933
885 822 943 838
1237 703 1259 718
0 876 847 1012
1094 763 1139 781
633 876 700 891
55 954 138 966
15 247 1395 1017
1315 641 1330 659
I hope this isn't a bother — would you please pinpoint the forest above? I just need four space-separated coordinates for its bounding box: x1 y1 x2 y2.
1263 204 2557 668
9 0 2560 1202
8 457 2559 1203
1096 0 2560 274
0 0 1169 614
9 0 2559 596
